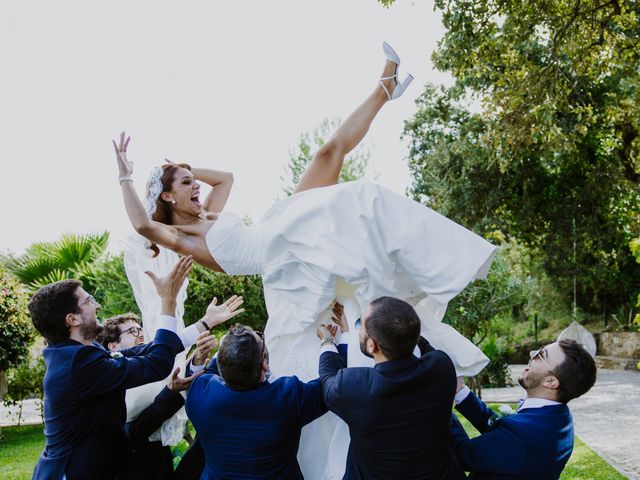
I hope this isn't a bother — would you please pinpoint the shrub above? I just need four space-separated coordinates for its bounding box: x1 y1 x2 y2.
479 337 513 388
3 355 45 425
185 264 267 331
89 253 139 319
0 269 35 373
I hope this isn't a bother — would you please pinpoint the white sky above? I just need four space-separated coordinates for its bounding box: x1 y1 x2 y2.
0 0 449 255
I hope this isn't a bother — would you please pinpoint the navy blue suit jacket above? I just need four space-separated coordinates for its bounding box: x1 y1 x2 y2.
451 391 574 479
320 337 465 480
33 329 183 480
185 357 328 480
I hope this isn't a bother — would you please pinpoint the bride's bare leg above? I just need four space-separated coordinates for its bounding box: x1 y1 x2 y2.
293 60 398 194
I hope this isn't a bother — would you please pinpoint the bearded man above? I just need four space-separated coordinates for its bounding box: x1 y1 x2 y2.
451 340 597 479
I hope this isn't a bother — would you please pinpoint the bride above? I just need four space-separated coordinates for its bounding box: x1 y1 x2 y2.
114 42 496 479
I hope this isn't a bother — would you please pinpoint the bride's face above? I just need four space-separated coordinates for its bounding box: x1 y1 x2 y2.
162 167 202 216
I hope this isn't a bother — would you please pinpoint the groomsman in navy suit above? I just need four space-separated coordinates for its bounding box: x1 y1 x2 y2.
28 256 194 480
186 324 332 480
451 339 597 479
318 297 466 480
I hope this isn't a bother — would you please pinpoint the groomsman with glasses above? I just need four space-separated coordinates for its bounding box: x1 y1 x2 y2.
451 340 597 479
28 257 192 480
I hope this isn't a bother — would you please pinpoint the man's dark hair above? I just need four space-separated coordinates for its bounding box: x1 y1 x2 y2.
554 339 597 404
28 279 82 344
366 296 421 360
217 324 263 391
98 313 141 349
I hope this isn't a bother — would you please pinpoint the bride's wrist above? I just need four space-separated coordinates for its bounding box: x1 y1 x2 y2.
119 175 133 184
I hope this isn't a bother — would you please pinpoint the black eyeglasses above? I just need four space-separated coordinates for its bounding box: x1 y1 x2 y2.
121 326 143 338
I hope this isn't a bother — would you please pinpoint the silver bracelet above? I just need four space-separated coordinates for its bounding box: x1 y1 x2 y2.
320 337 336 348
119 176 133 184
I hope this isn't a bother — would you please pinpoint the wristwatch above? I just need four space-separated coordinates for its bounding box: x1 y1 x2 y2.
320 337 336 348
200 319 212 331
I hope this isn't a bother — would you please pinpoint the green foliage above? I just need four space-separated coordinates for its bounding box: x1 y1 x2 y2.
444 247 532 345
8 233 110 291
88 253 139 319
405 0 640 314
631 237 640 329
3 355 45 426
185 263 267 331
280 118 372 197
0 269 35 372
479 336 512 388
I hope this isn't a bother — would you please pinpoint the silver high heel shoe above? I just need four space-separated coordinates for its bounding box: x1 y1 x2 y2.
379 41 414 100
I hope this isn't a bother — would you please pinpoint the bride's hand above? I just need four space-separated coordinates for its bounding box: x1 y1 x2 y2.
112 131 133 178
203 295 245 328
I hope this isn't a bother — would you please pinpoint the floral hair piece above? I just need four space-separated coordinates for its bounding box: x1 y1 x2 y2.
144 166 164 219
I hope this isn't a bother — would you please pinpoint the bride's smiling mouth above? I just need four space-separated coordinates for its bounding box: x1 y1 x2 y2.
191 192 202 208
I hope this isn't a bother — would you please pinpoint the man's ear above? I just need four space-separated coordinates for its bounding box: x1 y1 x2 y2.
543 375 560 390
107 341 119 352
367 337 379 356
65 312 80 329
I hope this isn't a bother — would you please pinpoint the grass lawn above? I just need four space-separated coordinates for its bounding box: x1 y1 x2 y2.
0 424 45 480
0 411 630 480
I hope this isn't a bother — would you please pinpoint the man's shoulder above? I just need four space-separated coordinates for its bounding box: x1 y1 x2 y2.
45 341 107 365
497 405 573 437
419 349 456 373
270 375 321 389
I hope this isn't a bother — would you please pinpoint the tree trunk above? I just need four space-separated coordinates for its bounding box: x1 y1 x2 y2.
0 370 8 401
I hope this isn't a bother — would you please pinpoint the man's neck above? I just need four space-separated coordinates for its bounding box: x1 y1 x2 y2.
525 387 559 402
68 330 93 346
372 353 390 365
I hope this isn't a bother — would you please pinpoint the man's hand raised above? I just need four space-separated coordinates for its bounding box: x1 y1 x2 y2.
145 255 193 316
168 367 203 393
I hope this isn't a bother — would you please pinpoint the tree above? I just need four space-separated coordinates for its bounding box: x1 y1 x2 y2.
9 232 110 291
0 268 35 403
403 0 640 314
280 118 372 197
89 253 140 319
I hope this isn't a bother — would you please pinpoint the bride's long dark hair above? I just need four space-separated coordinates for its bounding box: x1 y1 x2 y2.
148 162 191 257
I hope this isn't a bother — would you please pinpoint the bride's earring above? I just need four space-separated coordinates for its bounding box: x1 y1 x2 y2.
171 199 177 205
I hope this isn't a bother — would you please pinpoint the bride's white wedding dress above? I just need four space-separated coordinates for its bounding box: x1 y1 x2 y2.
204 179 496 479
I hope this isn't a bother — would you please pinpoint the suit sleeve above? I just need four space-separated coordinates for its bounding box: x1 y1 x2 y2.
455 390 500 434
296 378 328 425
118 341 157 358
450 412 526 475
418 336 435 355
125 386 185 449
71 329 183 398
319 350 348 413
204 356 220 375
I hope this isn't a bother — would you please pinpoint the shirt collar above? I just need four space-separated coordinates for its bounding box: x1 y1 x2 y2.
518 397 562 412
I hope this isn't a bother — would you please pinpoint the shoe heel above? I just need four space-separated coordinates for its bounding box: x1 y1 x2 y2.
391 73 414 100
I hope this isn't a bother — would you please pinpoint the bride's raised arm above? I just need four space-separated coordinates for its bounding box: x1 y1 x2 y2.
113 132 181 250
